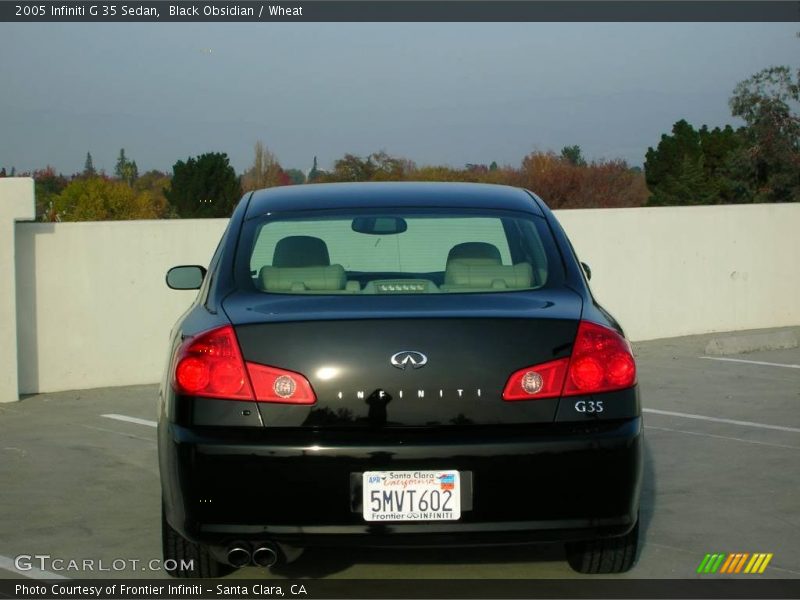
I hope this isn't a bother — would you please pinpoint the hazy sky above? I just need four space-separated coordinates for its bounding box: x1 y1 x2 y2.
1 22 797 175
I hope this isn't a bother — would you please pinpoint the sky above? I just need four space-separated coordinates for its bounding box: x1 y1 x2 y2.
0 22 797 175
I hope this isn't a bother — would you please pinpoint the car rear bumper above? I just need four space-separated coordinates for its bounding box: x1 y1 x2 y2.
159 417 642 549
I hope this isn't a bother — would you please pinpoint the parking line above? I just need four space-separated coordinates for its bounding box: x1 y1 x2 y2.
0 555 67 579
700 356 800 369
645 425 800 450
643 408 800 434
101 414 157 428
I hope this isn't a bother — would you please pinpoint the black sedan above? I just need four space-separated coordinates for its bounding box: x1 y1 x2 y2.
159 182 642 577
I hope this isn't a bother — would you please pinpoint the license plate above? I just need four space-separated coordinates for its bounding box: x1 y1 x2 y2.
362 470 461 522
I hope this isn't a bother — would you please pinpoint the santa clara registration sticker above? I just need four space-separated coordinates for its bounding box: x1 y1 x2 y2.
362 470 461 521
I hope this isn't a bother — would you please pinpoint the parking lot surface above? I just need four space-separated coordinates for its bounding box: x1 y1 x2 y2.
1 328 798 580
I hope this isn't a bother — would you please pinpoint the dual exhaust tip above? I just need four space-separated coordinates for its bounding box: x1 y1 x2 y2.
227 544 279 568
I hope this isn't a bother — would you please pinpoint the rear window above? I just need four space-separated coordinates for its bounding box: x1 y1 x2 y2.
239 210 560 294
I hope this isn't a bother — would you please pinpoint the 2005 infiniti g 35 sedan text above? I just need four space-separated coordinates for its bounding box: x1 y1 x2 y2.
158 182 642 577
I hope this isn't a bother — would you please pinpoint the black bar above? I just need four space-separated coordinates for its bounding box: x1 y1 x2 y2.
3 579 800 599
2 1 799 22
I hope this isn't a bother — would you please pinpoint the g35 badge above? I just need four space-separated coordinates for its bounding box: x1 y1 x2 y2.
575 400 604 413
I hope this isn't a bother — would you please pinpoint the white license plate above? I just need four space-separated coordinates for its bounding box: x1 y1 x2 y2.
362 470 461 522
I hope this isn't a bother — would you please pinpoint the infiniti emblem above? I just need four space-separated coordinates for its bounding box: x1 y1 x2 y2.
390 351 428 370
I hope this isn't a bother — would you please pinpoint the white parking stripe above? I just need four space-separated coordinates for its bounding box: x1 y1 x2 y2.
101 414 157 428
643 408 800 434
700 356 800 369
645 425 800 450
0 555 67 579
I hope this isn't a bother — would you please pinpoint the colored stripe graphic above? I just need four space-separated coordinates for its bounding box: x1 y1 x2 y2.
697 554 713 574
719 554 736 573
702 553 773 574
759 554 773 573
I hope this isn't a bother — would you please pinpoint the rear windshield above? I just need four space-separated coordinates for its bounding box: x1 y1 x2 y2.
238 210 562 294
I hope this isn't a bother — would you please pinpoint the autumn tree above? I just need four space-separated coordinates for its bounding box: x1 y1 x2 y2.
31 166 69 220
133 170 172 218
284 168 306 185
165 153 241 218
325 151 414 182
241 141 288 192
51 177 168 221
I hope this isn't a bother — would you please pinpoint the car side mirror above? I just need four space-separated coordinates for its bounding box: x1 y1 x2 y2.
166 265 207 290
580 262 592 281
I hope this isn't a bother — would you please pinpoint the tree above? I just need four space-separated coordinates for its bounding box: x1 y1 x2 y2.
51 177 168 221
307 156 322 182
165 153 241 218
83 152 96 177
561 145 587 167
133 170 172 217
284 168 306 185
729 65 800 202
241 141 287 192
31 166 69 220
114 148 139 185
644 120 745 205
326 151 413 182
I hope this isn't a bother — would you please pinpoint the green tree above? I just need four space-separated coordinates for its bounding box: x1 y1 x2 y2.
114 148 139 185
165 153 241 218
644 120 745 205
83 152 96 177
729 65 800 202
560 145 587 167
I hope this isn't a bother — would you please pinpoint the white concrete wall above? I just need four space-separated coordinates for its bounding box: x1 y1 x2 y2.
10 203 800 395
556 204 800 342
15 219 227 394
1 179 35 402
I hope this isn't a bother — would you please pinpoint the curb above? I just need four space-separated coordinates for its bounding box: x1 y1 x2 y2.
704 330 799 356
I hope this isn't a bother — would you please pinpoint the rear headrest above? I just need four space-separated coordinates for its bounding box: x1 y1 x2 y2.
272 236 330 268
259 265 346 292
446 242 502 266
444 262 533 290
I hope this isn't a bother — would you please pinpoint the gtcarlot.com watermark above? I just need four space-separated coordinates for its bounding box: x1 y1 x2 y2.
14 554 193 573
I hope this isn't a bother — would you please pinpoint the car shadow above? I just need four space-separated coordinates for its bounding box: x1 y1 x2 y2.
268 543 567 578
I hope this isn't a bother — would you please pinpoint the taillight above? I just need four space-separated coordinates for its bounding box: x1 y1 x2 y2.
173 325 316 404
502 320 636 401
502 358 569 401
246 363 316 404
174 325 254 400
563 321 636 396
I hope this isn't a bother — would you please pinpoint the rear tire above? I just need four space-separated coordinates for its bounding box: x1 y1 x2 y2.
162 504 233 578
565 520 639 574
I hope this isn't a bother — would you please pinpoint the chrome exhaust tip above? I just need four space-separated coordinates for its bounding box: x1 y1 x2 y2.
227 546 251 568
252 545 279 568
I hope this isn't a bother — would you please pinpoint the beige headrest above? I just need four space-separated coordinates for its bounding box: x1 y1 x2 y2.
259 265 346 292
444 262 533 289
